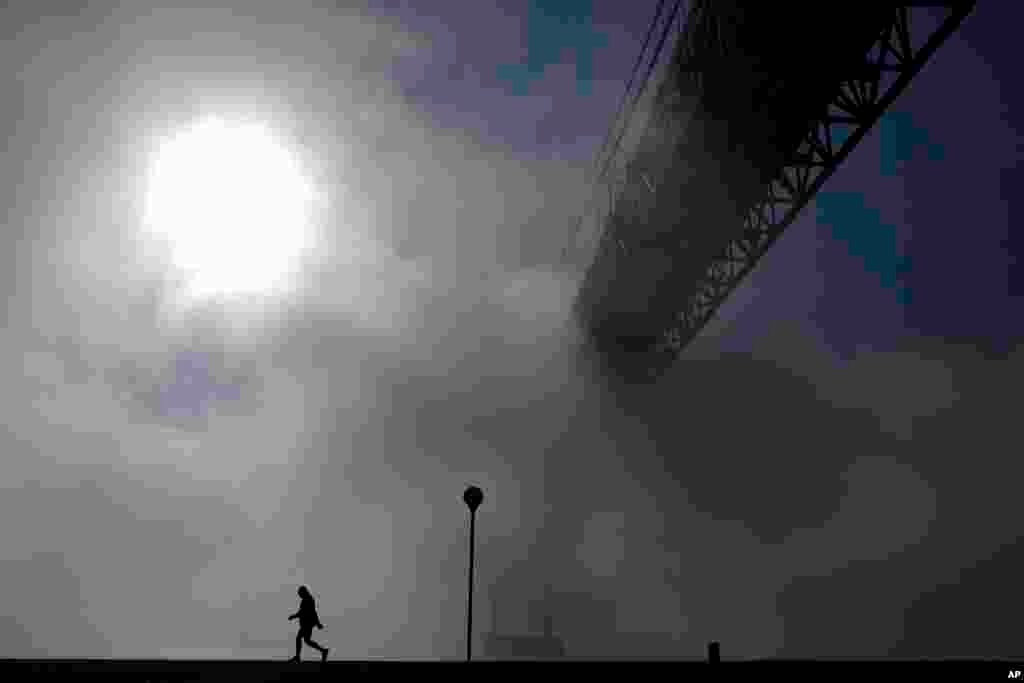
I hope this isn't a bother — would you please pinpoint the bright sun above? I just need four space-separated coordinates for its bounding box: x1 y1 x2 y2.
143 116 318 302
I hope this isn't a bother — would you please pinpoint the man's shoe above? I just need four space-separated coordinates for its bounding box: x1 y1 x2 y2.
321 648 329 663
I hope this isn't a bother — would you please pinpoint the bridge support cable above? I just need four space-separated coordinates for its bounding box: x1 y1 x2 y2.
564 1 686 265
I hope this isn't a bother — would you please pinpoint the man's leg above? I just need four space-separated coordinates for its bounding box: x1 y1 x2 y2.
293 632 303 661
304 636 328 660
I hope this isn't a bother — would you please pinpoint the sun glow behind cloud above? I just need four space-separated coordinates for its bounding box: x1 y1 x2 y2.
143 116 320 304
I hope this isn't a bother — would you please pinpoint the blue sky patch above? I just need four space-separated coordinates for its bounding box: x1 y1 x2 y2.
815 191 913 305
497 0 606 96
880 110 945 176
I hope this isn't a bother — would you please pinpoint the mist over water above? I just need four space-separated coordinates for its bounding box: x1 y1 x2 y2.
1 0 1020 661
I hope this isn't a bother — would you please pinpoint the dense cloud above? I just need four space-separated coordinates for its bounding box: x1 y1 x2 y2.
0 0 591 659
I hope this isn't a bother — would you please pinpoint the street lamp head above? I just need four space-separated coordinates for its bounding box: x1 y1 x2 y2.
463 486 483 512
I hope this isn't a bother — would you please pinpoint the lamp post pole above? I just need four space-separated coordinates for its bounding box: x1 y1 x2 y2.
462 486 484 662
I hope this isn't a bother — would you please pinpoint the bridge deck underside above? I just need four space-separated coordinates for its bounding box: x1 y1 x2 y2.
574 1 973 382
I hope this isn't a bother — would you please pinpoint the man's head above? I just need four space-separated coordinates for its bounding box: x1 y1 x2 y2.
298 585 310 599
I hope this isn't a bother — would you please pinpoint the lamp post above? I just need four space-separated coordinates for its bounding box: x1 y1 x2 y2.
462 486 484 662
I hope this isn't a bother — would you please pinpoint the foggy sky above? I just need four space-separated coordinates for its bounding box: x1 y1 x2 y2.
1 1 1021 661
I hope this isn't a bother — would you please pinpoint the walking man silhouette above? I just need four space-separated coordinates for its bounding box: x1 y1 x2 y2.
288 585 329 663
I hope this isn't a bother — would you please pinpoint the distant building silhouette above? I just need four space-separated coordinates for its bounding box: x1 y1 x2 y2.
484 583 565 659
239 631 282 651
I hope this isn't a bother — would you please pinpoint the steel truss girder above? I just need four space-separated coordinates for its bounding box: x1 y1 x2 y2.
646 1 976 364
